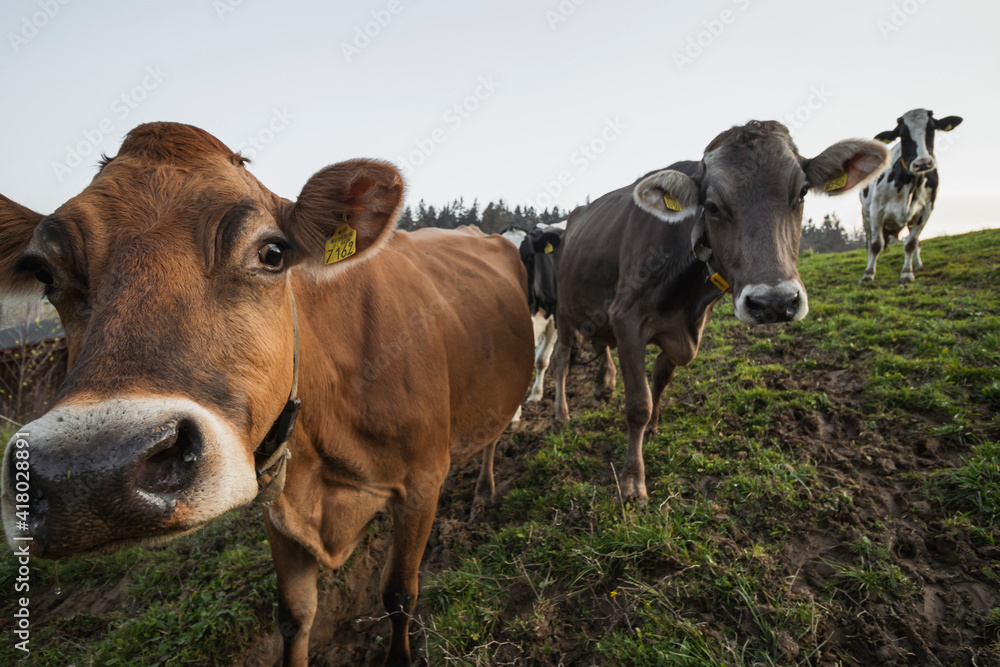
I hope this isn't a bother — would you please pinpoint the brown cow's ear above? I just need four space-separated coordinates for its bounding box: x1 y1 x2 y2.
632 169 700 223
283 159 404 270
0 194 45 297
805 140 890 196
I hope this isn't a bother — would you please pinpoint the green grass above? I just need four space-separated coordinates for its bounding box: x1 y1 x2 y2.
421 230 1000 665
1 229 998 664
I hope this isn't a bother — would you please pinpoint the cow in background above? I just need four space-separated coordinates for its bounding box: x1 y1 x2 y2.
553 120 889 501
860 108 963 283
502 223 564 401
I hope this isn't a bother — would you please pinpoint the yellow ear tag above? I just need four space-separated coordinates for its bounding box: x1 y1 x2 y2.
943 124 952 131
823 171 848 192
324 224 357 264
663 194 683 212
544 242 554 254
880 137 894 144
709 273 730 292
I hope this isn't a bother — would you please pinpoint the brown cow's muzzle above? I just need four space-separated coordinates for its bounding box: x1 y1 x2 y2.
1 397 258 558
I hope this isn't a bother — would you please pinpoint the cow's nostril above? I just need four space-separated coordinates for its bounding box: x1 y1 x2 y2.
135 421 201 495
784 293 801 319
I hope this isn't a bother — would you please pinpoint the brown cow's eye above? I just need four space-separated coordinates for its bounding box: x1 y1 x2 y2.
798 185 809 203
258 243 284 270
32 265 54 286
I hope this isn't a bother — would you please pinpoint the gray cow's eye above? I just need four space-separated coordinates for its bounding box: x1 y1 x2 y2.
704 201 721 216
798 185 809 202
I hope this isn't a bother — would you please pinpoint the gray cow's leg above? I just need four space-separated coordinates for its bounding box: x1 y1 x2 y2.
648 352 677 436
552 318 574 425
264 514 319 667
593 344 617 401
614 329 652 503
901 211 932 282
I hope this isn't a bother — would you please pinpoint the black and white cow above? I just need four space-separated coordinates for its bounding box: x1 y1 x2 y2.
502 223 564 401
859 109 963 283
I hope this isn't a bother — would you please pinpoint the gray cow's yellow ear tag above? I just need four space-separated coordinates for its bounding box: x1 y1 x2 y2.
880 137 894 144
544 242 554 254
942 124 953 131
663 194 683 212
324 224 357 264
823 171 848 192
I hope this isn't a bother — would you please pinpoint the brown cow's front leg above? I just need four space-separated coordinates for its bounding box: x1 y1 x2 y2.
264 512 319 667
471 437 499 522
615 332 652 503
382 473 443 666
648 352 677 435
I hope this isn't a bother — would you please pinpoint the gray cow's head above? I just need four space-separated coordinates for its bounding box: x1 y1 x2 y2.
633 120 889 323
874 108 962 174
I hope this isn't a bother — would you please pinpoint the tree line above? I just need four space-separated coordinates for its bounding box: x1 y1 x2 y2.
396 199 569 234
399 199 865 255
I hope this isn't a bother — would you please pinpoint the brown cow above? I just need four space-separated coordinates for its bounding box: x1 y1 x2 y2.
552 120 889 501
0 123 534 666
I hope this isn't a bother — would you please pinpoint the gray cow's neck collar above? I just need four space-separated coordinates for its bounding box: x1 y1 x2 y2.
690 213 730 293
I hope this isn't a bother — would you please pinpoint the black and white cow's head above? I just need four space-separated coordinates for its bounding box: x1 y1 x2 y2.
874 109 963 174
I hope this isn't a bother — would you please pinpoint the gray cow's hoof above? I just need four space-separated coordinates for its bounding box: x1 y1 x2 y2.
860 273 875 283
618 475 648 505
899 272 915 284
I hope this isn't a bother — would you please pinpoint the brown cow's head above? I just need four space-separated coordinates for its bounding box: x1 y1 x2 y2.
0 123 404 558
632 120 889 323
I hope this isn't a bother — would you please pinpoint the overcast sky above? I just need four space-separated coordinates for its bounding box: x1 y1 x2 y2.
1 0 997 238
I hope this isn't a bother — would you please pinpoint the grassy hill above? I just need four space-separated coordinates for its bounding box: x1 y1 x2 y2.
1 229 998 665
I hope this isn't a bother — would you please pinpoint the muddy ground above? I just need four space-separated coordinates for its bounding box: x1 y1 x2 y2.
233 338 999 666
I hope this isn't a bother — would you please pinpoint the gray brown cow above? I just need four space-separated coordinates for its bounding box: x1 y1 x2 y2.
552 120 889 501
0 123 534 666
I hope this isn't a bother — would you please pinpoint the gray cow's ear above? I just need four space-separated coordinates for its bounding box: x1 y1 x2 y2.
805 140 890 196
282 159 404 273
0 194 45 298
633 169 700 223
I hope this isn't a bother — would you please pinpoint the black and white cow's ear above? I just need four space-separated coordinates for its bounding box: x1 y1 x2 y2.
805 140 891 197
934 116 963 132
874 129 898 144
633 169 700 223
530 230 562 255
282 159 403 273
0 194 45 298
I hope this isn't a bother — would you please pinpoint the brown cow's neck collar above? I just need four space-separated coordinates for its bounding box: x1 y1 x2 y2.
253 290 302 506
690 213 731 293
